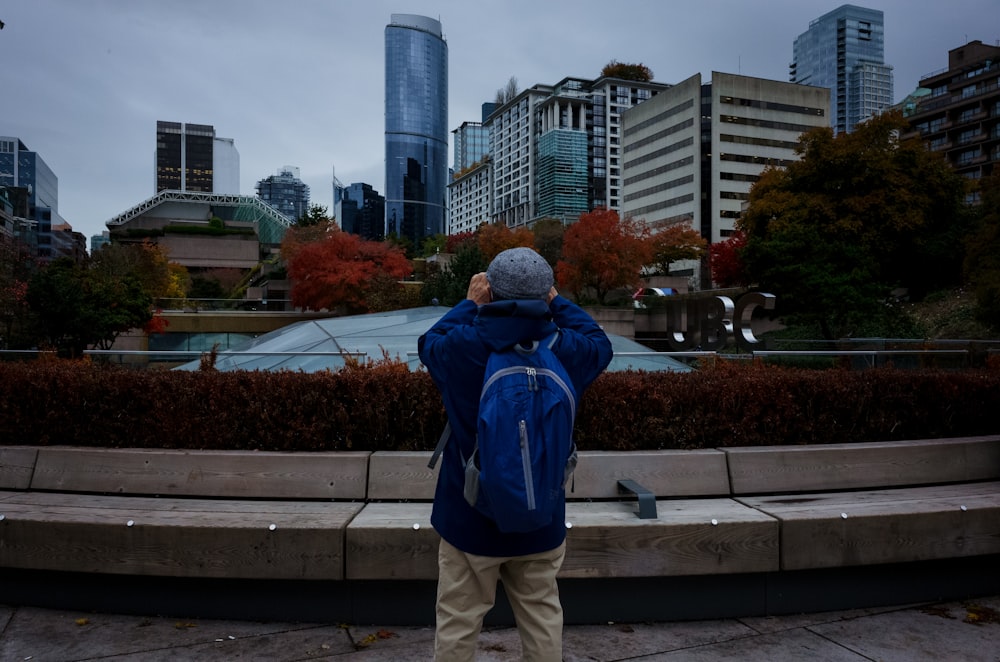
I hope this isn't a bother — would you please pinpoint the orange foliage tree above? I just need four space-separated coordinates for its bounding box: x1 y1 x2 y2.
556 209 651 304
476 222 535 262
647 222 707 275
283 228 411 313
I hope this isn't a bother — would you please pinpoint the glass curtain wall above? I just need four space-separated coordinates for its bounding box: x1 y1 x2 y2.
384 14 448 249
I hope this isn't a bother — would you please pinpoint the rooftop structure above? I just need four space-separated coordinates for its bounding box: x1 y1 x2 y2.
175 306 693 374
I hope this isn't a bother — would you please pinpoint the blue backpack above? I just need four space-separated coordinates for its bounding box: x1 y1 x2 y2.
429 334 578 533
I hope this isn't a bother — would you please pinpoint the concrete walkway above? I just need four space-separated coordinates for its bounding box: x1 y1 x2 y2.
2 594 998 661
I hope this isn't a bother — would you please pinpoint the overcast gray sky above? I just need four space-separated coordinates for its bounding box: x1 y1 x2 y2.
2 0 996 245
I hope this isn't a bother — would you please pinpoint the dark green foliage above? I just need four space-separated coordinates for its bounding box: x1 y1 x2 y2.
295 204 331 227
601 60 654 81
421 243 487 306
1 361 997 451
26 258 153 356
739 111 967 339
965 174 1000 327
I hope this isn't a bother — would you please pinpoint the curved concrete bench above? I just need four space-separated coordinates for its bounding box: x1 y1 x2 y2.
0 447 369 580
1 437 999 623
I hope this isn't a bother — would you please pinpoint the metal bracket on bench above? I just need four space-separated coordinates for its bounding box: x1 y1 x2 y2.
617 479 658 519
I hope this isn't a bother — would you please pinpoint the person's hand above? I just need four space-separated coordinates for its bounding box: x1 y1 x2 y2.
546 286 558 305
467 272 491 305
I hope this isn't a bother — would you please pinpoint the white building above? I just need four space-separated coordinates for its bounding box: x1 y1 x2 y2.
483 76 670 229
448 160 492 235
622 72 829 284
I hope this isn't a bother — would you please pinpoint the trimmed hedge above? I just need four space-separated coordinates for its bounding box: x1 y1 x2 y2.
0 360 998 451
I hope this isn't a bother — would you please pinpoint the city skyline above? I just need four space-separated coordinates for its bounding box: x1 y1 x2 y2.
1 0 996 244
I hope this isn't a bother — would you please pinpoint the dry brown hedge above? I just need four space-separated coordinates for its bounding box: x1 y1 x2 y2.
0 360 997 451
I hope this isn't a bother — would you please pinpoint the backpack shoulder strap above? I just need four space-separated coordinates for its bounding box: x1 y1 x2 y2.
427 421 451 469
428 331 559 471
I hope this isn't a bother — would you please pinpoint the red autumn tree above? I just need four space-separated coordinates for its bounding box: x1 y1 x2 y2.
709 230 749 288
445 231 477 253
556 208 651 304
285 230 412 313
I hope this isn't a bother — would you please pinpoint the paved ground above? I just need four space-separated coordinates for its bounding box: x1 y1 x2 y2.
2 594 999 661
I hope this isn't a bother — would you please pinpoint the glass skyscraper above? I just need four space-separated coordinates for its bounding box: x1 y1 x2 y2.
256 166 310 223
0 136 61 259
384 14 448 247
790 4 893 134
155 121 240 194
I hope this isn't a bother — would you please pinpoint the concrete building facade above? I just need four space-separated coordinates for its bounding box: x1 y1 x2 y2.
622 72 829 285
448 160 491 235
485 76 670 229
902 40 1000 204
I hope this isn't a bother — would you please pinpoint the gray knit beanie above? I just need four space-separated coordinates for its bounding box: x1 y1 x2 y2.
487 247 554 301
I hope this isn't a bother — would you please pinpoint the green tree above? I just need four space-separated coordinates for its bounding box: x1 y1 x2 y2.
420 233 448 258
601 60 654 81
296 204 332 227
422 241 487 306
26 257 153 356
739 111 966 339
532 218 565 269
965 173 1000 327
90 241 186 302
0 236 37 349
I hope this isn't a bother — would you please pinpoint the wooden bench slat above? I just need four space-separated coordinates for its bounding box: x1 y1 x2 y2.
571 451 731 498
346 503 438 580
0 446 38 490
30 447 370 500
365 450 732 501
367 452 439 500
725 436 1000 495
0 493 363 579
562 500 779 577
738 482 1000 570
345 499 779 581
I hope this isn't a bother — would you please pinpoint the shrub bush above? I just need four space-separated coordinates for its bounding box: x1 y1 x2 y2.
0 360 997 451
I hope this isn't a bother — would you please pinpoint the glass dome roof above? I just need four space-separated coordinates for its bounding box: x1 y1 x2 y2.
175 305 693 373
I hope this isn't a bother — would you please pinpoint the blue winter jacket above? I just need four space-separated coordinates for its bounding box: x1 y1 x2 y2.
418 296 613 557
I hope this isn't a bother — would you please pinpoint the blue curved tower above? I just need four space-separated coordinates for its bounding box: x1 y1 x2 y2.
385 14 448 247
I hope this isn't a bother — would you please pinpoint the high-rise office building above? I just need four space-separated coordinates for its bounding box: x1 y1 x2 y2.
453 103 496 173
453 121 490 173
790 4 893 134
256 166 310 223
621 72 829 286
0 136 69 260
155 121 240 194
482 75 669 228
384 14 448 247
340 182 386 241
902 40 1000 204
448 161 491 236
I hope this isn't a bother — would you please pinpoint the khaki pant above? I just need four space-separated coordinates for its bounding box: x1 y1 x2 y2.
434 538 566 662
